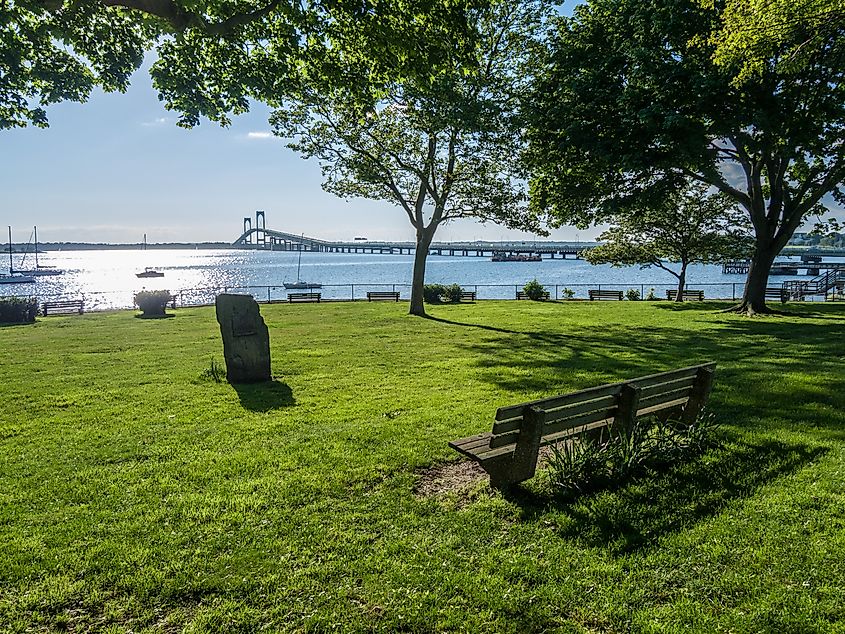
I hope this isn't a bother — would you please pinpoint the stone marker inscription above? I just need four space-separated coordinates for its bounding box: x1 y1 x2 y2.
215 293 271 383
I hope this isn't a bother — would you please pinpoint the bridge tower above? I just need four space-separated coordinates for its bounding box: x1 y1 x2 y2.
243 217 253 245
255 210 266 248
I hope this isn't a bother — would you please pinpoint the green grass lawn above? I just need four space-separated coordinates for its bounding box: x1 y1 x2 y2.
1 301 844 633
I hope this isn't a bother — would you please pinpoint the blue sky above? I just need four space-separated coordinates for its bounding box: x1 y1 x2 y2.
0 55 594 245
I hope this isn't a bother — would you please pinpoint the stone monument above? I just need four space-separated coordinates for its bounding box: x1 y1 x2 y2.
215 293 271 383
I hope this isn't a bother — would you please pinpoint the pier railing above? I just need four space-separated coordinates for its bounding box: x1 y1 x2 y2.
8 280 840 312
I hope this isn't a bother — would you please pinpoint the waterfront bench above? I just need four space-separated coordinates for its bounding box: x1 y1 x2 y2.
288 292 321 303
589 289 623 300
765 287 788 303
666 289 705 301
460 291 477 302
516 290 550 300
42 299 84 316
449 362 716 489
367 291 400 302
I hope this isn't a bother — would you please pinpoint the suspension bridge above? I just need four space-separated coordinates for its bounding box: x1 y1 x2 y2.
233 211 589 258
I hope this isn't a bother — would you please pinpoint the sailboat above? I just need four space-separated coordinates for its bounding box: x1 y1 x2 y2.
135 234 164 278
283 238 321 289
12 226 63 276
1 227 35 285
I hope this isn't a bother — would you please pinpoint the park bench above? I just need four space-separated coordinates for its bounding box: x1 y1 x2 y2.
589 289 623 301
288 292 321 303
516 290 550 300
367 291 400 302
449 362 716 489
460 291 477 301
666 289 705 301
42 299 84 316
765 287 788 303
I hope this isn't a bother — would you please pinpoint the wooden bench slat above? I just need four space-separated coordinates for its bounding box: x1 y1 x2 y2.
495 382 623 422
589 290 623 300
629 363 714 390
636 386 693 410
492 393 619 434
637 375 697 399
490 406 618 450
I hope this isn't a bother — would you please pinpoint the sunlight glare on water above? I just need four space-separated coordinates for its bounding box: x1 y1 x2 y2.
2 248 830 309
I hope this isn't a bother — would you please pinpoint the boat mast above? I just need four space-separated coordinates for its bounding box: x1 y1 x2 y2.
296 234 303 282
7 226 11 273
34 226 39 268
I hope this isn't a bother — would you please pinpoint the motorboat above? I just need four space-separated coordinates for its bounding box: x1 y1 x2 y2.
136 267 165 278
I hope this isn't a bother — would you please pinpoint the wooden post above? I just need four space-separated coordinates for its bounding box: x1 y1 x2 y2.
612 383 641 438
682 366 715 424
490 406 545 489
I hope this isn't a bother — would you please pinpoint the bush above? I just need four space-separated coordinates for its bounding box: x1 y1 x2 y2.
645 287 657 301
546 410 721 500
561 287 575 299
523 279 547 301
0 297 38 324
424 283 464 303
134 290 172 317
423 284 447 303
625 288 641 301
443 283 464 303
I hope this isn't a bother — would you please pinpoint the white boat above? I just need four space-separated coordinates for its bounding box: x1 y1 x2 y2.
0 273 35 284
4 227 36 283
284 236 321 289
135 234 164 278
12 226 63 276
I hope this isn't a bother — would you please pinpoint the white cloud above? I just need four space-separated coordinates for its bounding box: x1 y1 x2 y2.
246 131 277 140
141 117 170 127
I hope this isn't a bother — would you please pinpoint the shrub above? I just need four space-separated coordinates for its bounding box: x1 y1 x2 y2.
561 287 575 299
424 283 464 303
625 288 641 301
423 284 446 303
443 284 464 303
645 287 657 301
523 279 547 301
546 410 721 500
134 290 172 317
0 297 38 324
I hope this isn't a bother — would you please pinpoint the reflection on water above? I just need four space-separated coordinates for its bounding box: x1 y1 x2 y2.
1 248 830 309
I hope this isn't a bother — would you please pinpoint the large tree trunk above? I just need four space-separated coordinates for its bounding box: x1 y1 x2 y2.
733 242 778 315
409 226 437 316
674 264 687 302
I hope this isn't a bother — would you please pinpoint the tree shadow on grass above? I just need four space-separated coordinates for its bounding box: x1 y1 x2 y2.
422 314 526 335
505 439 826 555
232 379 295 412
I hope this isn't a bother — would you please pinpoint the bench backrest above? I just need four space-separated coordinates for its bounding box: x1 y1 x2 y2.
289 293 320 299
667 289 704 299
488 363 716 451
589 290 623 299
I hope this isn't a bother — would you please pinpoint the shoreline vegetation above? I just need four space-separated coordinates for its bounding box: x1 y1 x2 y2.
1 301 843 631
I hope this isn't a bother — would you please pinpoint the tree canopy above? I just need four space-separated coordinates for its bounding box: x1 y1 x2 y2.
272 0 551 316
584 183 752 299
2 0 482 129
706 0 844 83
524 0 845 314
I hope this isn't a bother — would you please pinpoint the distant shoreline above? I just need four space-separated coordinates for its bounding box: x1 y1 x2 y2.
11 242 236 251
